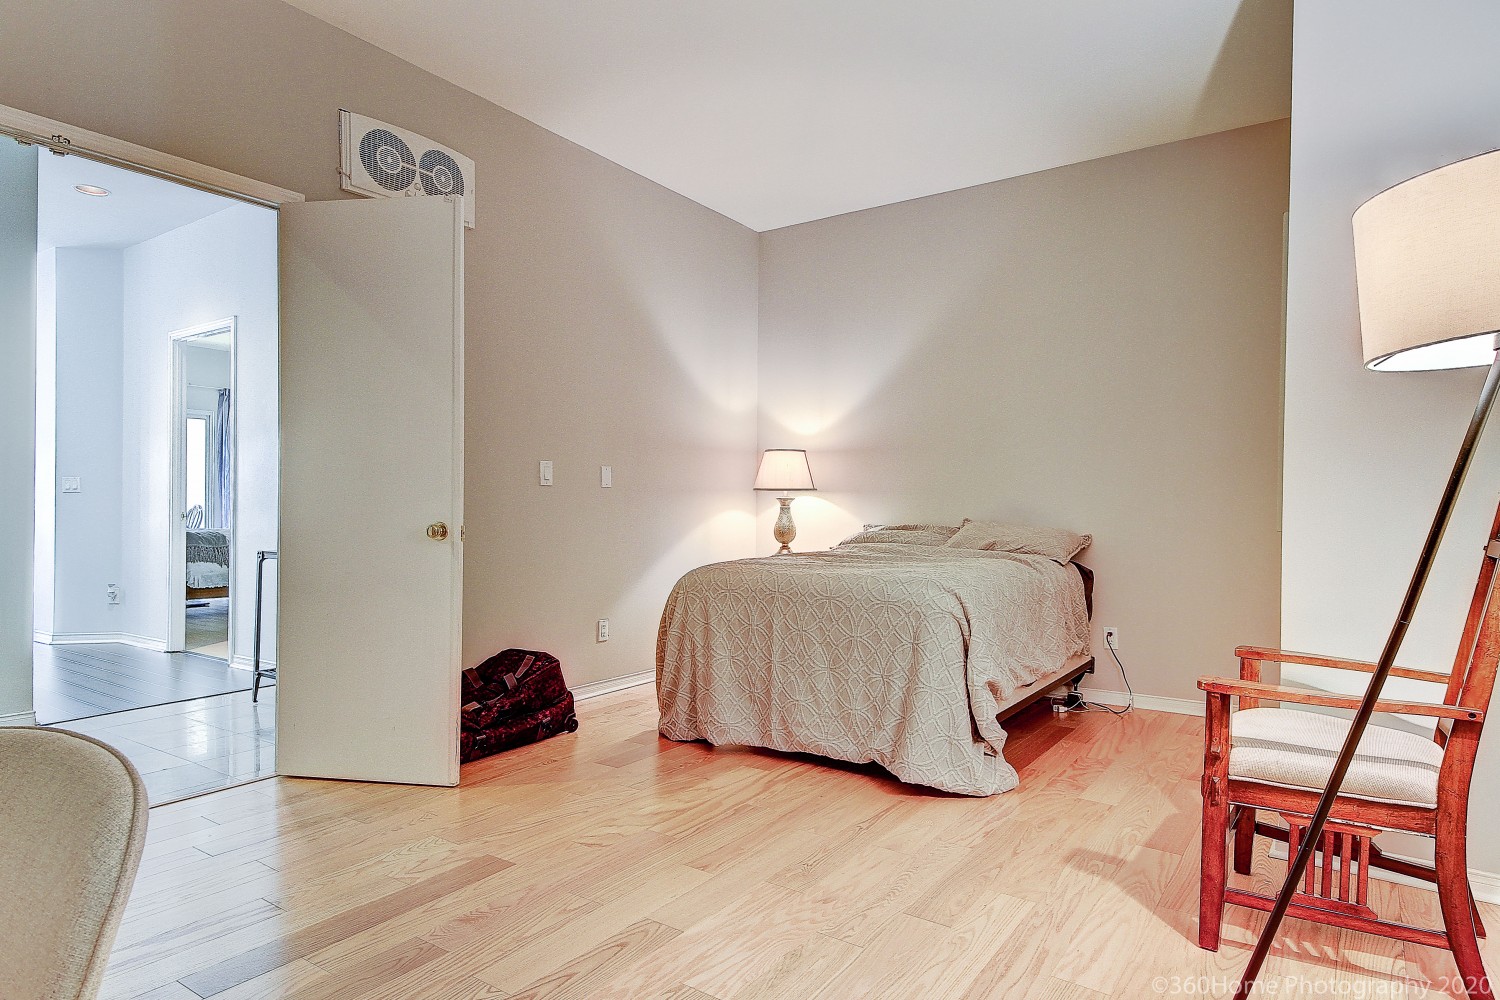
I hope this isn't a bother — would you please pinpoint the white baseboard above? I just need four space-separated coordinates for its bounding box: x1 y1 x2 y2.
0 710 37 727
572 670 654 702
1267 842 1500 905
230 654 275 673
120 632 168 652
39 631 167 652
1082 687 1202 717
33 630 54 644
1470 867 1500 906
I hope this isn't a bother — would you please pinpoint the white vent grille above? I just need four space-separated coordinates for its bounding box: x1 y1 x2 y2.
339 111 475 228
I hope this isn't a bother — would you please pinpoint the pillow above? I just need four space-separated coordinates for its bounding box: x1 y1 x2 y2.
943 519 1091 562
837 523 960 547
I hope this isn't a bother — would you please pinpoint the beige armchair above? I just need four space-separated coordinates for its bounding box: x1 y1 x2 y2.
0 727 149 1000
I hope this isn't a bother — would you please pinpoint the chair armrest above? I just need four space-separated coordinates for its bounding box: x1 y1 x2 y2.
1233 645 1451 685
1197 676 1483 722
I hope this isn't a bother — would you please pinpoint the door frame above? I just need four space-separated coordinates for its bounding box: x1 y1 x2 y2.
3 101 299 730
0 104 302 208
167 317 237 657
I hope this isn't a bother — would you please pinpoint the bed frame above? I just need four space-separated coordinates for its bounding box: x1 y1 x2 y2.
994 561 1096 723
186 585 228 601
995 653 1095 722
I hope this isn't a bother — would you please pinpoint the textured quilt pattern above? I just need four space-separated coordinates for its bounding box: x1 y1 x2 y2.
656 544 1090 796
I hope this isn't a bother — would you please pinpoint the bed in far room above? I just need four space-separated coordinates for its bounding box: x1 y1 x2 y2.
186 526 231 600
656 520 1094 796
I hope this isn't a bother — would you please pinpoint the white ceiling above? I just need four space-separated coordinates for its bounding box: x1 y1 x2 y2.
284 0 1291 232
37 153 236 251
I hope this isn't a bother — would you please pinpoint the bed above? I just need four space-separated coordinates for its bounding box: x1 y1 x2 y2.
656 521 1094 796
186 527 230 600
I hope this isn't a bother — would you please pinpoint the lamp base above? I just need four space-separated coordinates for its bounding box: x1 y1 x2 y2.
772 496 797 555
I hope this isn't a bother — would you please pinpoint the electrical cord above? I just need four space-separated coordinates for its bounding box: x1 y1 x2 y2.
1077 633 1135 715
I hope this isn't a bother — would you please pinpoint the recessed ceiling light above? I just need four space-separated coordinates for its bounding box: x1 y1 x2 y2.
74 184 110 197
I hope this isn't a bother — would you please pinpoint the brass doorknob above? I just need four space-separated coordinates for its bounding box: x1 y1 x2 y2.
427 522 449 540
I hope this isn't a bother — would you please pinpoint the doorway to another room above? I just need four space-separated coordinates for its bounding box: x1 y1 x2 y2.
28 151 280 803
6 103 467 799
172 321 236 661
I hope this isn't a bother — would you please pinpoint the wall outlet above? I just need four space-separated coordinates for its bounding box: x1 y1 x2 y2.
106 584 121 606
539 460 554 486
600 465 612 488
61 476 82 494
1103 626 1120 649
596 618 610 642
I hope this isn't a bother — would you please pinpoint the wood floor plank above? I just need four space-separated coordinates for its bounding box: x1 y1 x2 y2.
505 918 683 1000
204 960 330 1000
177 855 511 997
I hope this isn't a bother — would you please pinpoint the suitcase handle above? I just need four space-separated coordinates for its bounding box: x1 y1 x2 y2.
502 654 537 691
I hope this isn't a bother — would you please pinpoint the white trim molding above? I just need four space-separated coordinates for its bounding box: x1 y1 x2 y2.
0 710 37 727
571 670 654 703
42 631 168 652
167 316 238 655
1083 687 1202 717
0 102 303 207
1470 867 1500 906
230 654 275 673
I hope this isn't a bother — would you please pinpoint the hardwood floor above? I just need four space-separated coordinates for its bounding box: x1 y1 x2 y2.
103 686 1499 999
34 640 250 725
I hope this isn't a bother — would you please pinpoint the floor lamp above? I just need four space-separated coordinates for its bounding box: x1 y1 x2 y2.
1238 149 1500 993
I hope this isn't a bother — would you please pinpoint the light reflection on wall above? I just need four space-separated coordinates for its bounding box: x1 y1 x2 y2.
618 507 757 633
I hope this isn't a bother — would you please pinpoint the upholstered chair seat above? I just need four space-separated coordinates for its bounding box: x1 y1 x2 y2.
1229 707 1444 808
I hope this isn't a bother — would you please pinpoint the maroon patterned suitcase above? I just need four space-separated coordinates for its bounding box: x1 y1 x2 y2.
460 648 578 764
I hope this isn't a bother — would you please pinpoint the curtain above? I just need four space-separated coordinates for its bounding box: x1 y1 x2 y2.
212 388 232 529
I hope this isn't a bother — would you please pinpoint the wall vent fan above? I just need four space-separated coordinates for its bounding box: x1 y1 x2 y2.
339 111 475 228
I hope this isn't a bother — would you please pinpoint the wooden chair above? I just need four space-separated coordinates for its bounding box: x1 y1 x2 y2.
1197 502 1500 1000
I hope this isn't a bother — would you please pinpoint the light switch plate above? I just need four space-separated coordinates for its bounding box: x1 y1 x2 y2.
61 476 81 494
539 460 553 486
601 465 612 488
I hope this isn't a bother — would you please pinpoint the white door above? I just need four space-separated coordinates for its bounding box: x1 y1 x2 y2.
277 196 463 786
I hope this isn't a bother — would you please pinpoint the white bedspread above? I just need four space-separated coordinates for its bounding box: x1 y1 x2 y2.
656 543 1090 795
187 562 229 589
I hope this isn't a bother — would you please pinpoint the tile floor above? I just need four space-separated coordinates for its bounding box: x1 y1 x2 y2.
59 685 276 804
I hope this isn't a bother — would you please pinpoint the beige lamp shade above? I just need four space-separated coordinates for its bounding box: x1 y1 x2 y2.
753 449 815 492
1353 149 1500 371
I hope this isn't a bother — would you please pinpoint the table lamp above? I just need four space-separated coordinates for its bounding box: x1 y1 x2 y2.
753 449 816 555
1239 149 1500 992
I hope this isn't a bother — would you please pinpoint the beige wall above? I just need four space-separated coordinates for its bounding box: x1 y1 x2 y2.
1282 0 1500 876
757 121 1290 703
0 0 1287 714
0 0 759 691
